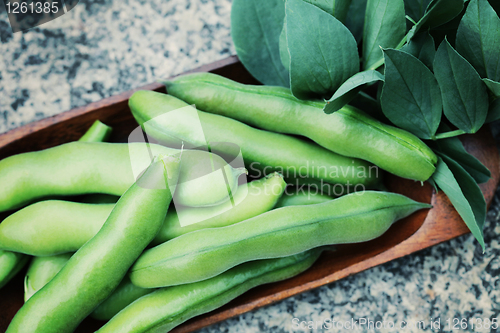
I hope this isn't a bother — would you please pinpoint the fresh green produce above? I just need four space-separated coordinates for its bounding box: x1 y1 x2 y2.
129 90 379 188
0 250 29 289
231 0 289 87
78 120 113 143
0 201 114 256
6 155 181 333
19 119 113 300
164 72 437 182
152 172 287 245
24 254 73 301
227 0 500 249
0 142 243 212
274 190 333 208
9 174 286 321
0 173 286 255
91 276 152 321
98 248 325 333
130 191 430 288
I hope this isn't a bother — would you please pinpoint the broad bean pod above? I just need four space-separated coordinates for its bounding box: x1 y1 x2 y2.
6 155 181 333
129 90 380 187
130 191 431 288
0 173 285 256
21 257 153 321
98 248 324 333
0 250 29 289
164 73 438 181
0 142 243 212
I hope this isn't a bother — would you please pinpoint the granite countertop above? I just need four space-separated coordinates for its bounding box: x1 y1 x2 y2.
1 0 499 332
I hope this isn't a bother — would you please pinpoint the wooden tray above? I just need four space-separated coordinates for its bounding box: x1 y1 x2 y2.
0 56 498 333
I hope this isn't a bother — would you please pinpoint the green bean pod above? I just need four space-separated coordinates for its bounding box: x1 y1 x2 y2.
152 172 286 244
98 248 324 333
130 191 430 288
129 90 380 187
173 149 245 207
0 201 113 256
21 255 151 321
0 142 242 212
164 73 438 181
24 254 73 301
78 120 113 143
0 250 29 289
275 190 333 208
6 155 181 333
0 173 285 256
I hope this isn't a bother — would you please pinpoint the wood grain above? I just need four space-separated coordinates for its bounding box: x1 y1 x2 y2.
0 57 498 333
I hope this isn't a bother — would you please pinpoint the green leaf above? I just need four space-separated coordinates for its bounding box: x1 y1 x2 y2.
401 31 436 70
456 0 500 81
432 157 486 251
345 0 367 43
303 0 353 22
403 0 432 22
324 70 384 113
486 98 500 123
380 49 442 139
413 0 465 33
286 0 359 99
362 0 406 70
433 39 489 133
483 78 500 98
433 137 491 183
231 0 289 87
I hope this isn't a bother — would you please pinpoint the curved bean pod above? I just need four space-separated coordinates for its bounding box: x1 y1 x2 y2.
0 201 113 256
164 73 437 181
152 172 286 244
0 142 242 212
24 254 73 301
20 257 152 322
0 250 29 289
20 254 148 321
173 149 245 207
6 155 181 333
98 248 324 333
130 191 431 288
0 173 285 256
129 90 380 187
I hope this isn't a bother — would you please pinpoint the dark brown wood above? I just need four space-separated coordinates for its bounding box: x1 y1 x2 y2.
0 57 498 333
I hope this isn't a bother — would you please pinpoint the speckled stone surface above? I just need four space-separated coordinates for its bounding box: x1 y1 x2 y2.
1 1 499 332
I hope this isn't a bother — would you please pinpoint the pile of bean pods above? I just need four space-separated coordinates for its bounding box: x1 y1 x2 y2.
0 74 433 333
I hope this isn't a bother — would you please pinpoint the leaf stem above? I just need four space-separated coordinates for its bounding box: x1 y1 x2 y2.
369 34 408 71
434 130 466 139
